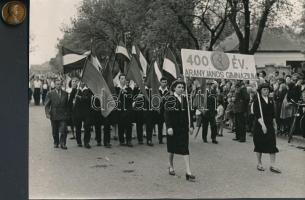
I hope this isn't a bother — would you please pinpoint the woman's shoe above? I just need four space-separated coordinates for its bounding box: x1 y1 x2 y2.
257 165 265 171
168 167 175 176
186 173 196 181
270 166 281 173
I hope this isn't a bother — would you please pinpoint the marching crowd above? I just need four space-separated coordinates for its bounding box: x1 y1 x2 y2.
29 70 305 179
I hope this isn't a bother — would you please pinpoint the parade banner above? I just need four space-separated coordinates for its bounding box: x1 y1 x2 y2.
181 49 257 80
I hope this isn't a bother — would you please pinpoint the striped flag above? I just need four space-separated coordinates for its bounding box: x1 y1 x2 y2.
162 48 180 85
91 54 103 72
62 46 89 73
82 60 116 117
115 41 131 61
146 60 162 97
132 44 148 76
102 59 115 94
126 56 149 101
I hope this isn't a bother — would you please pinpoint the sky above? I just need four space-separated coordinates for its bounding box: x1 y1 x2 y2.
29 0 302 66
30 0 82 65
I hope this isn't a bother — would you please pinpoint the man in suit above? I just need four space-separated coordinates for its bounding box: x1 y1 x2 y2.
157 77 169 144
144 86 157 146
72 82 92 149
45 79 69 149
200 84 218 144
133 84 145 145
233 80 250 142
91 96 112 148
115 74 134 147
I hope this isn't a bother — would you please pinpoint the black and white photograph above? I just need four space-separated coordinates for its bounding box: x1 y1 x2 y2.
29 0 305 199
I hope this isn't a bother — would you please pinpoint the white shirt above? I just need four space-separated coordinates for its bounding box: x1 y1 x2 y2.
174 92 182 103
80 86 88 92
42 83 48 90
117 84 127 90
262 96 268 104
66 87 72 94
159 86 168 94
33 80 41 88
50 81 55 88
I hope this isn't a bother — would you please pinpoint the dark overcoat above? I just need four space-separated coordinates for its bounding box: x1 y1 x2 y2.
252 95 279 154
164 95 193 155
45 89 69 121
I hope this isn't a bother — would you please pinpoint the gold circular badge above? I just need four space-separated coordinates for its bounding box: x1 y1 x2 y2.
2 1 26 25
210 51 230 71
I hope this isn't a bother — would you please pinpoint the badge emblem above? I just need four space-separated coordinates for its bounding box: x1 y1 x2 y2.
210 51 230 71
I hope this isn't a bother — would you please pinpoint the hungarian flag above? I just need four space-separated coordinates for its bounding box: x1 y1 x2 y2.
115 41 131 74
81 60 115 117
91 54 103 72
115 41 131 61
146 60 162 96
126 56 149 101
132 44 148 76
62 46 89 74
162 48 180 85
102 59 115 94
146 60 163 108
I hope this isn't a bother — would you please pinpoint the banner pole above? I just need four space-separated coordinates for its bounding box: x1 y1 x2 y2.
183 75 192 131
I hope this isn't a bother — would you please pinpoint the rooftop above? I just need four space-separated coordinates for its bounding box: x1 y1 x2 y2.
216 28 304 53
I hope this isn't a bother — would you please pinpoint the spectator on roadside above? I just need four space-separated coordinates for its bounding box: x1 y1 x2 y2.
216 96 225 137
33 76 42 105
41 79 49 105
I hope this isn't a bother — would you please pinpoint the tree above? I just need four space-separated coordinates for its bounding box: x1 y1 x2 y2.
227 0 291 54
166 0 231 51
299 1 305 36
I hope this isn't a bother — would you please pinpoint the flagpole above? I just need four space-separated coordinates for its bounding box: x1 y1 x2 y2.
183 75 192 132
255 81 265 131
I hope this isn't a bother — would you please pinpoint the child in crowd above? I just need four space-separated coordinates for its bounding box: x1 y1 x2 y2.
216 97 225 136
225 94 235 132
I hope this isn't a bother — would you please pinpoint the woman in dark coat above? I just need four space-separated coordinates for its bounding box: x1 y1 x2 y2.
252 83 281 173
164 80 195 181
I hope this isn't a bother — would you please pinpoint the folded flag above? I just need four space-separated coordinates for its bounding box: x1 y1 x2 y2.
162 47 180 85
62 46 89 74
82 60 116 117
115 41 131 61
132 44 148 76
126 56 149 101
